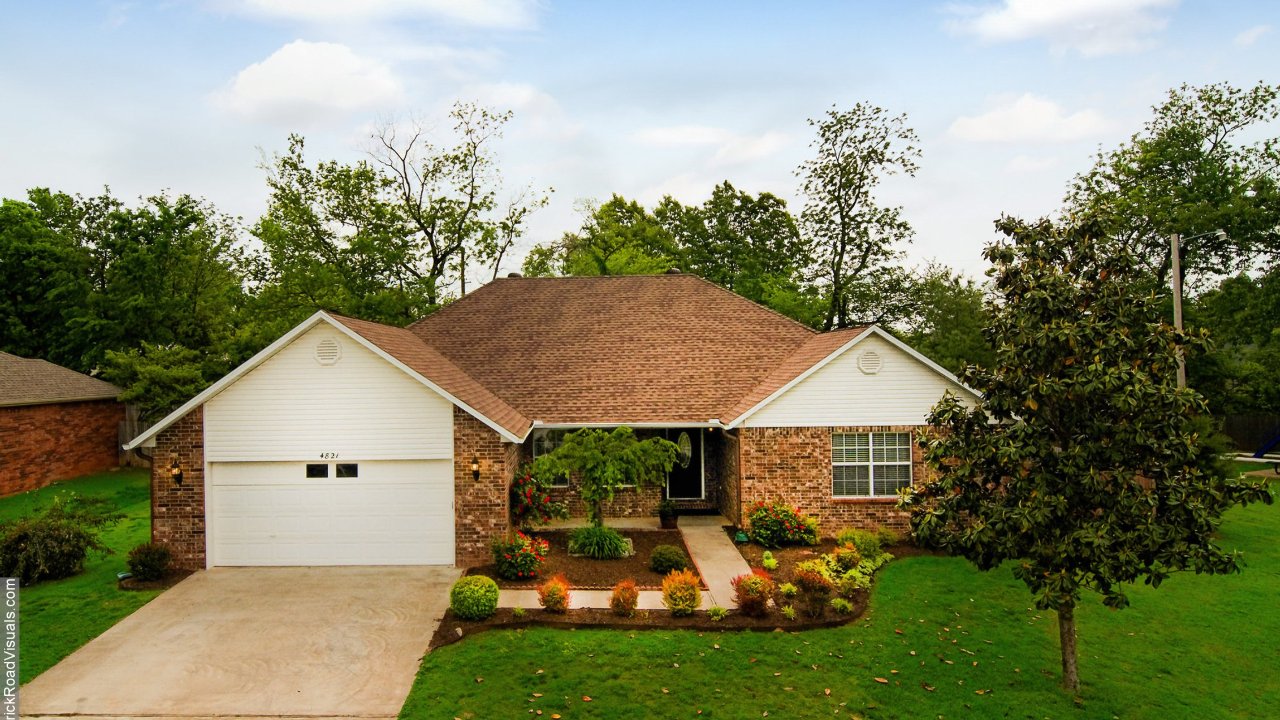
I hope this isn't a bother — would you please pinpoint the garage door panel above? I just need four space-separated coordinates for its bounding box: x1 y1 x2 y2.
210 461 454 566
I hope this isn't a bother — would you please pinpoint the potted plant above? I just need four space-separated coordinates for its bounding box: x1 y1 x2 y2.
657 499 679 529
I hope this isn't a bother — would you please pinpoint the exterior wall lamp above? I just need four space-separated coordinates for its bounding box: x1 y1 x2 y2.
170 457 184 486
470 455 480 481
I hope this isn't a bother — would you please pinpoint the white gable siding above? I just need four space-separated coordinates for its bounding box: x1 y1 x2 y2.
204 325 453 462
742 334 975 428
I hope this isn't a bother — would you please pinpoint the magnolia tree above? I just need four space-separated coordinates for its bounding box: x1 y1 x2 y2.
530 427 678 528
901 217 1273 693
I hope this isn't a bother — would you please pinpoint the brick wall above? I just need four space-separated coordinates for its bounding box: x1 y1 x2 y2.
738 425 930 536
453 408 515 567
718 429 742 525
0 400 124 496
151 407 206 569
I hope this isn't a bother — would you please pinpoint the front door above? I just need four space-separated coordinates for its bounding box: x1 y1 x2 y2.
666 429 704 500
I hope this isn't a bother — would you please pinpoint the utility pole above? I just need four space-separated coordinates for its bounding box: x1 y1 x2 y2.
1171 233 1185 389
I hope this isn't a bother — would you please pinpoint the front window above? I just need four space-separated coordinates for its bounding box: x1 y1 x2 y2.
832 432 912 498
532 429 569 487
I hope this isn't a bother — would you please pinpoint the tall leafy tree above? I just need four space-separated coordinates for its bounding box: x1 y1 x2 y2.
530 427 678 528
1067 81 1280 289
521 195 676 277
899 264 994 374
256 103 546 327
902 217 1273 693
0 199 93 368
798 103 921 330
656 181 818 320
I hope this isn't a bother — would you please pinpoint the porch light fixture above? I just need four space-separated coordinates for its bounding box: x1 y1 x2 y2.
169 458 184 486
470 455 481 481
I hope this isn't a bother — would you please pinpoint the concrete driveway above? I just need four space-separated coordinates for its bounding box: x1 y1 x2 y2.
23 566 460 719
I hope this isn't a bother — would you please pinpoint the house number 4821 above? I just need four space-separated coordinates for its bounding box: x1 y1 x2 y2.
319 452 339 459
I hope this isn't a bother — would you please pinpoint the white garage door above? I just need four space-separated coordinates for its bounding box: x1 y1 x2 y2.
209 460 454 566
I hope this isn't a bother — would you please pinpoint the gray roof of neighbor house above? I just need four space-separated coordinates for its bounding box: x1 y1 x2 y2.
0 352 121 408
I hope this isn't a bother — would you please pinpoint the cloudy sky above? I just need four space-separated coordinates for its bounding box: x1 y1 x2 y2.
2 0 1277 278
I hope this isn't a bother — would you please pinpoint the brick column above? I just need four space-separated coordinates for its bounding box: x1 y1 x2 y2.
151 407 206 569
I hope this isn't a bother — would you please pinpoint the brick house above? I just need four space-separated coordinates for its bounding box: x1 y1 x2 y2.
0 352 123 496
126 274 978 570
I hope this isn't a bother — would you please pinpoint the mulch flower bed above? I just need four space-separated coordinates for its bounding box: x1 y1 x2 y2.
118 568 194 591
429 598 869 651
467 529 703 589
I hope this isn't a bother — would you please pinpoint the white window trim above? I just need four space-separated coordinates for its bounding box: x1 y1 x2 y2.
832 431 913 498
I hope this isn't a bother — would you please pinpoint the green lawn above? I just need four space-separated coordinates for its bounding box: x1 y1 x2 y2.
6 468 159 684
404 482 1279 719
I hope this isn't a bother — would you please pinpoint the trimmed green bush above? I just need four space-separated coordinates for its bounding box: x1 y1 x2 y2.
649 544 690 574
568 525 629 560
761 550 778 571
126 542 172 581
708 605 728 621
450 576 499 620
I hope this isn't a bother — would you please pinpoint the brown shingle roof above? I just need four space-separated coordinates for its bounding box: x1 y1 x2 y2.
0 352 120 408
327 314 532 438
407 274 830 426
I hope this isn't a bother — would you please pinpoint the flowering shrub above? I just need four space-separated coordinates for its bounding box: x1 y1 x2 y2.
730 569 775 618
610 578 639 617
745 500 819 548
491 531 550 580
538 574 571 613
511 468 568 528
661 568 702 616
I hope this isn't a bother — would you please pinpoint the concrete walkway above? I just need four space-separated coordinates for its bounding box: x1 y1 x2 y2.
498 515 751 610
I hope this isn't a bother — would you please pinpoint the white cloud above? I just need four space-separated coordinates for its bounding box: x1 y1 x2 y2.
213 40 403 125
947 0 1177 56
224 0 539 29
1235 24 1271 47
1005 154 1059 175
472 82 582 141
632 125 790 167
948 94 1110 143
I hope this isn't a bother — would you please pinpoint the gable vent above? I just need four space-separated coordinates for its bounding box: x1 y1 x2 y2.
857 350 882 375
314 338 342 366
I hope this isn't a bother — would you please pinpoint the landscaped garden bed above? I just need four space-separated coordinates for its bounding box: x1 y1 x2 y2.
467 529 705 589
429 598 869 651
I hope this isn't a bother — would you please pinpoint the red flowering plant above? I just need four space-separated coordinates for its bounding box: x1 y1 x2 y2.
745 499 819 548
491 530 550 580
510 466 568 530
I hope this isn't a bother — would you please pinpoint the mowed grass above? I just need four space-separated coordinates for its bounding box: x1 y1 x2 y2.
4 468 159 684
403 479 1279 719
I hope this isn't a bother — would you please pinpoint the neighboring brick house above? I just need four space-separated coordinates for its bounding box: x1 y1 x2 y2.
126 274 978 570
0 352 123 496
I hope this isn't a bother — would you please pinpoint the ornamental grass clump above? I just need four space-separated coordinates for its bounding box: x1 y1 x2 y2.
745 500 818 548
450 576 499 620
661 568 702 616
568 525 630 560
730 569 775 618
610 578 640 617
538 574 571 613
491 531 550 580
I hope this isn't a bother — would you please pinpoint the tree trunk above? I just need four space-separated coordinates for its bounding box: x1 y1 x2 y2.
1058 601 1080 693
